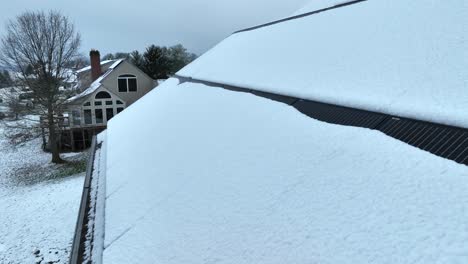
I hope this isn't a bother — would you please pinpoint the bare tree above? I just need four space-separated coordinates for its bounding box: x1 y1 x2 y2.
0 10 80 163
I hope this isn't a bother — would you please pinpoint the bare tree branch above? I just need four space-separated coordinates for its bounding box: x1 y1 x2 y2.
0 10 81 163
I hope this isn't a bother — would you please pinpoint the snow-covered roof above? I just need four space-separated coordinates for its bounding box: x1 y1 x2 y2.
75 60 115 74
179 0 468 129
66 59 123 103
74 1 468 263
62 68 77 84
291 0 358 16
91 78 468 263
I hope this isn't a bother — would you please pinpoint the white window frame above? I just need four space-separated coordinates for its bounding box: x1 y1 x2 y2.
80 91 127 126
118 74 137 92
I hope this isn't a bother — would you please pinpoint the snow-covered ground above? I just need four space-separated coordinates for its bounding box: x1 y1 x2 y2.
0 121 85 263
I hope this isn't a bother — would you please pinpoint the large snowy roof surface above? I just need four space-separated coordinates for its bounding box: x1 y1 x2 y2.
99 78 468 263
179 0 467 128
291 0 358 16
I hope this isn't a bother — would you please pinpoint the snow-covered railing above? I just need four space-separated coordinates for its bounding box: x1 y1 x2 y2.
69 136 97 264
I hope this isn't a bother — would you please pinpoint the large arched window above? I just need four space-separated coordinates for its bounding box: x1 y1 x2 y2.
118 74 137 92
79 90 126 126
95 91 112 99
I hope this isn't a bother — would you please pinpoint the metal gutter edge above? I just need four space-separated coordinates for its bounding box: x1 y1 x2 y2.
69 136 97 264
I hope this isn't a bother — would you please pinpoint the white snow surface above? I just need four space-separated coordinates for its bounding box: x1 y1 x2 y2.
0 175 84 264
100 78 468 263
84 132 107 264
179 0 468 128
292 0 353 15
0 125 85 263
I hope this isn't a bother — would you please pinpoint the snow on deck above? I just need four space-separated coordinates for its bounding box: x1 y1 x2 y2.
99 78 468 263
179 0 468 129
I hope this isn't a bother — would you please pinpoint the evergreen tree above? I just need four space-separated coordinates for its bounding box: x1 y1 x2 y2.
102 44 197 80
140 44 197 79
130 50 144 69
142 45 172 79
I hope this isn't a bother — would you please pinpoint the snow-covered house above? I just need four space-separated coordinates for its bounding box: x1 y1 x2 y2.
62 50 155 150
71 1 468 263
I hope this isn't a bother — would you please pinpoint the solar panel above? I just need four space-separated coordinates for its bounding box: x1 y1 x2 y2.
376 118 468 165
293 99 386 129
175 75 468 166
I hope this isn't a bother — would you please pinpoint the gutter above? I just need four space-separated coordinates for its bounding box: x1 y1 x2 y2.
69 136 97 264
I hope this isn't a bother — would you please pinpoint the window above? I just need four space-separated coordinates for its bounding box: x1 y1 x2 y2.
83 102 91 106
84 110 92 125
95 109 103 124
128 78 137 92
116 100 124 105
95 101 102 106
95 91 111 99
118 79 127 92
72 110 81 126
118 74 137 92
106 100 113 105
106 108 114 121
117 107 124 113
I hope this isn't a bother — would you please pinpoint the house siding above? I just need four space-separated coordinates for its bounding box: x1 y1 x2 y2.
101 61 155 105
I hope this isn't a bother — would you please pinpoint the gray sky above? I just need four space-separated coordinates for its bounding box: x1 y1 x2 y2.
0 0 309 56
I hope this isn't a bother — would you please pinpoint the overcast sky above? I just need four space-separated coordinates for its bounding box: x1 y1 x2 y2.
0 0 309 56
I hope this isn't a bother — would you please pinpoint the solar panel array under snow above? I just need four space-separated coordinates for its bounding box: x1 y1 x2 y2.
179 0 468 129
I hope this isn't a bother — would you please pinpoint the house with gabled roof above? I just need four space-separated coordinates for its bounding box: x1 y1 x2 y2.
62 50 156 150
70 1 468 263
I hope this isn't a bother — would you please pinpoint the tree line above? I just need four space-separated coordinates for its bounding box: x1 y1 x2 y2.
101 44 197 79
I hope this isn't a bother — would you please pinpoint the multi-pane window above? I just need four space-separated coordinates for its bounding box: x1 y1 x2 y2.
118 74 137 92
95 109 103 124
72 110 81 126
106 108 114 121
84 110 92 125
78 90 126 126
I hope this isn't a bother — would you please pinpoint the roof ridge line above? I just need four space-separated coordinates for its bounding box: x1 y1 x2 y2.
233 0 368 34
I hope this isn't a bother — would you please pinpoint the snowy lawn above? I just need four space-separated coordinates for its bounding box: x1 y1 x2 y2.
0 122 85 263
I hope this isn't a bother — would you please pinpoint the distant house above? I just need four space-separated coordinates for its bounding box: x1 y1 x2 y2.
62 50 156 150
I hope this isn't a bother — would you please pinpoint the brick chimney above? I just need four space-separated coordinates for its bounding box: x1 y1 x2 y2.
90 50 101 81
